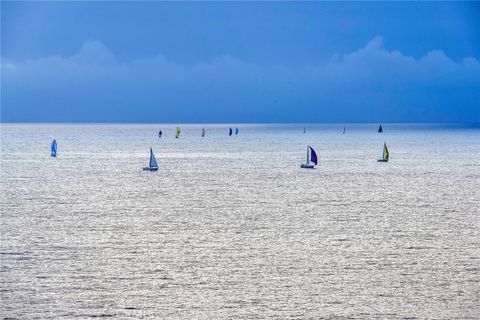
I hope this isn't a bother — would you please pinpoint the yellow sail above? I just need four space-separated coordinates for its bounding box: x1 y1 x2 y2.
175 127 181 139
383 143 389 161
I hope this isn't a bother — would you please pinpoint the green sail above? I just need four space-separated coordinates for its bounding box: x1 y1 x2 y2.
383 143 389 161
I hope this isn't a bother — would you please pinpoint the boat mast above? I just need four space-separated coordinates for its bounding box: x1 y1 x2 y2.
306 146 310 164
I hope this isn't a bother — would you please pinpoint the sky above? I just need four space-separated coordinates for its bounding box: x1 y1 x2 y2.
1 1 479 123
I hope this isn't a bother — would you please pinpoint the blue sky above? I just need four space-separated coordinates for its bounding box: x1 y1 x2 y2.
1 2 479 123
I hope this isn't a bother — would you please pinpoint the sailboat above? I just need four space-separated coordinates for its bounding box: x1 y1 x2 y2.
378 125 383 133
300 145 318 169
175 127 181 139
143 147 159 171
377 142 389 162
158 130 162 138
235 128 239 135
343 126 346 134
51 139 57 157
303 127 306 134
201 128 205 137
229 128 233 136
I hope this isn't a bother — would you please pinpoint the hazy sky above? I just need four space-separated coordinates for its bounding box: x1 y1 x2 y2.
1 1 479 123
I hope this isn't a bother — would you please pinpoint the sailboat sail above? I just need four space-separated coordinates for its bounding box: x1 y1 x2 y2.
310 146 318 165
149 148 158 167
343 126 345 134
235 128 239 135
229 128 233 136
301 145 317 168
51 139 57 157
175 127 181 139
201 128 205 137
303 127 306 134
378 125 383 133
383 143 389 161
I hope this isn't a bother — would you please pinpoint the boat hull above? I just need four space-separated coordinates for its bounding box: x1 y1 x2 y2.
143 167 158 171
300 164 315 169
377 159 388 162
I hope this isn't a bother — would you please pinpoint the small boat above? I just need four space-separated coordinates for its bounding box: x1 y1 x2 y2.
300 145 317 169
343 126 346 134
158 130 162 138
377 142 389 162
378 125 383 133
175 127 181 139
51 139 57 157
143 147 159 171
235 128 239 135
303 127 306 134
229 128 233 136
201 128 205 137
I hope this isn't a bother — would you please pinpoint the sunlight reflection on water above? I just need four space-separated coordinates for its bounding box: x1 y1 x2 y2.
1 123 479 319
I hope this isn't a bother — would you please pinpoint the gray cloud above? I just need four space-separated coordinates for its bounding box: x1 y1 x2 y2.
2 37 479 122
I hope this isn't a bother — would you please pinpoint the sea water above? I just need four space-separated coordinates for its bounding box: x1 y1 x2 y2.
1 123 479 319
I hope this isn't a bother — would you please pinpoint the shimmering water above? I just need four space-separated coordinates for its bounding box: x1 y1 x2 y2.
1 123 479 319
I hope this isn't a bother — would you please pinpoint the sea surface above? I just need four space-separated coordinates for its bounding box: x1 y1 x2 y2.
1 123 479 319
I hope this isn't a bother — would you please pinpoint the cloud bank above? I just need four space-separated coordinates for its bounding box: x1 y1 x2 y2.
2 37 479 123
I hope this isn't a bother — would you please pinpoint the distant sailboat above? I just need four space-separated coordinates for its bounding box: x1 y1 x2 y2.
175 127 181 139
143 147 159 171
300 145 318 169
378 125 383 133
343 126 346 134
229 128 233 136
235 128 239 135
303 127 306 134
201 128 205 137
377 142 389 162
51 139 57 157
158 130 162 138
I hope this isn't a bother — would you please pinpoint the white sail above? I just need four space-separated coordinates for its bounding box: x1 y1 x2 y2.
149 148 158 167
301 145 316 168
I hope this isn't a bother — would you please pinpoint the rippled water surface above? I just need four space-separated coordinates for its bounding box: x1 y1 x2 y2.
1 123 479 319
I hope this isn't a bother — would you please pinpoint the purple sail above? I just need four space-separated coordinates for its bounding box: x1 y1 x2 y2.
310 146 318 165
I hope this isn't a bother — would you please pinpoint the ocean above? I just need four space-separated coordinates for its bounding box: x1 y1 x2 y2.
1 123 479 319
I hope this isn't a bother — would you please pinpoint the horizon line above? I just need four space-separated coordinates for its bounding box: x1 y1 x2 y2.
1 121 479 126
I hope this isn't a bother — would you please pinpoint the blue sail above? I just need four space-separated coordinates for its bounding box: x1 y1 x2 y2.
149 147 158 167
144 147 159 171
378 125 383 133
235 128 239 135
309 146 318 165
51 139 57 157
229 128 232 136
